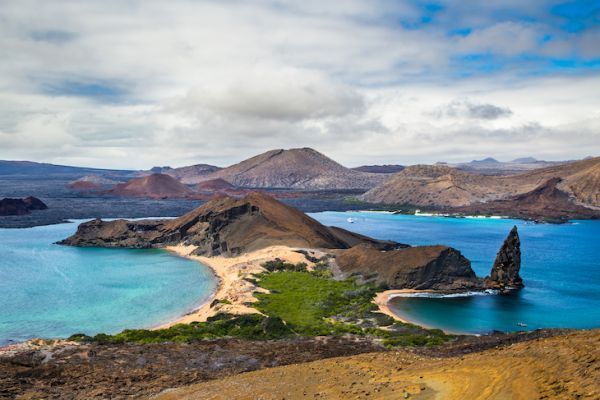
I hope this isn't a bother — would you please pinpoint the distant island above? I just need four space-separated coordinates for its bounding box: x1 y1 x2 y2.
0 196 47 216
2 149 598 226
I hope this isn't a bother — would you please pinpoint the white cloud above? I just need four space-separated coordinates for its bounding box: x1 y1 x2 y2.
0 1 598 169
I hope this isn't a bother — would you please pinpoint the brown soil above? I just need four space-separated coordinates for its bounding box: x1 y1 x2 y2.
158 329 600 400
0 330 577 399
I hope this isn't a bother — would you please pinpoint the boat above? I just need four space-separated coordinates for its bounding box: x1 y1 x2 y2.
347 217 356 223
517 322 527 327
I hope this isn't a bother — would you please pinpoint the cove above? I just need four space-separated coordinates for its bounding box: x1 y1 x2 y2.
0 220 216 346
311 212 600 334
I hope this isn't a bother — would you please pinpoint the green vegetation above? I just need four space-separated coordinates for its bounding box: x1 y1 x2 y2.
69 259 451 347
68 314 293 344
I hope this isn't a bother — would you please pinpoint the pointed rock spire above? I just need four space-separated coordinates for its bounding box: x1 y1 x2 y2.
487 226 523 291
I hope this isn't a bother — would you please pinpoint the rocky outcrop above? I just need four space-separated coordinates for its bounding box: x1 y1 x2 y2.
0 197 47 216
336 244 482 291
59 192 401 256
336 226 525 292
486 226 523 291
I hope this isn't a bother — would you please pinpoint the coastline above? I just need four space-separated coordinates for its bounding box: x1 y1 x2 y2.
374 289 472 335
160 247 473 335
158 245 319 328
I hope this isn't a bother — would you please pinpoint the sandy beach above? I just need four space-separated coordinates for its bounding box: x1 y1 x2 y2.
159 245 322 328
160 246 446 332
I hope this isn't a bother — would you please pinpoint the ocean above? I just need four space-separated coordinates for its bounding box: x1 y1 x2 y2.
0 220 216 346
311 211 600 334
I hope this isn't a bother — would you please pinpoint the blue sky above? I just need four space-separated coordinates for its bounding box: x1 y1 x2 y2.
0 0 598 168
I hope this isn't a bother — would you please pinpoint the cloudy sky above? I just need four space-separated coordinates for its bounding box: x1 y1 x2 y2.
1 0 599 169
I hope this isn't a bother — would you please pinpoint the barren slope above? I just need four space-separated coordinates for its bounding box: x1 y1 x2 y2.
186 148 388 190
106 173 195 199
361 157 600 212
158 329 600 400
59 192 399 255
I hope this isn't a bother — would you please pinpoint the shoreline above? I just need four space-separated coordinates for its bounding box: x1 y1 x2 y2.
374 289 473 336
157 245 320 328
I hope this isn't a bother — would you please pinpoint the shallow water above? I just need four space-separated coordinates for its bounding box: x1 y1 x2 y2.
0 221 216 345
310 212 600 334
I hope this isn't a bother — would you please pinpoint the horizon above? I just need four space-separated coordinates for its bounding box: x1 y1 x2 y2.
1 147 595 171
1 1 599 168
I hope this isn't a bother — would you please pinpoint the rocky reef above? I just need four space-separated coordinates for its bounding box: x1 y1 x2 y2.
0 196 47 216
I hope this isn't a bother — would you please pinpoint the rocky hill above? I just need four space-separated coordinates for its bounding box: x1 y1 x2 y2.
59 192 399 256
0 196 47 216
68 175 120 191
336 244 481 291
185 148 389 190
106 173 195 199
457 177 599 222
361 157 600 219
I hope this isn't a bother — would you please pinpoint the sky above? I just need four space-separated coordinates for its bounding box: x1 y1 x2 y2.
1 0 599 169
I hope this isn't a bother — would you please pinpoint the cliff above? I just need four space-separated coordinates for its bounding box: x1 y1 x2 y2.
336 244 482 291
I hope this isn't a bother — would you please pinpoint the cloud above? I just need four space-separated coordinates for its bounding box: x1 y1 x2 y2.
433 99 513 120
0 1 598 168
174 68 365 122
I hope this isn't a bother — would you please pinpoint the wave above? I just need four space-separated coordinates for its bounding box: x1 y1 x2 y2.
389 289 498 299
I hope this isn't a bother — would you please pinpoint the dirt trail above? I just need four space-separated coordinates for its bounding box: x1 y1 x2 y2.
157 330 600 400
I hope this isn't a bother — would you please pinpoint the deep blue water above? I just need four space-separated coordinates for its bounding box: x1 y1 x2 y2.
0 221 216 346
310 212 600 334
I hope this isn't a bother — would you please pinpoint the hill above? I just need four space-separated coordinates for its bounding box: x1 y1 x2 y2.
361 157 600 219
59 192 399 255
185 148 389 190
158 329 600 400
106 173 195 199
156 164 221 181
446 157 568 175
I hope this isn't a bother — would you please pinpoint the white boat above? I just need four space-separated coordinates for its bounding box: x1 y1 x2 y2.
516 322 527 327
347 217 356 223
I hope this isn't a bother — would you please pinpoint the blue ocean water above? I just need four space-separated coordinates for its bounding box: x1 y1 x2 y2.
310 212 600 334
0 221 216 346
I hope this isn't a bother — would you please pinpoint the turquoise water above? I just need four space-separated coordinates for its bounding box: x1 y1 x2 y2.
310 212 600 334
0 221 216 346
